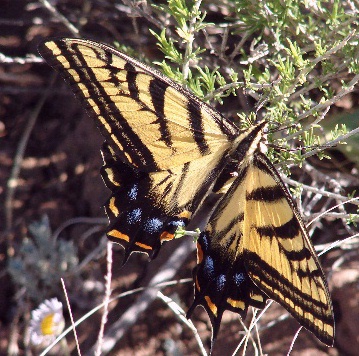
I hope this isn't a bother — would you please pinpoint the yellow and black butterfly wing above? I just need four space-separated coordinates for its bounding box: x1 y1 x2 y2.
101 140 231 261
100 141 187 261
242 152 334 345
187 222 268 340
189 140 334 346
187 122 270 337
187 154 268 341
38 38 239 260
38 38 237 172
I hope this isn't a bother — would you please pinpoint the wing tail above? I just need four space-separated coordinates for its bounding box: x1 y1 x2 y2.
188 231 267 345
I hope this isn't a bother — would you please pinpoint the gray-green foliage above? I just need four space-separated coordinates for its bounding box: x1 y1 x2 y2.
7 215 78 302
150 0 358 168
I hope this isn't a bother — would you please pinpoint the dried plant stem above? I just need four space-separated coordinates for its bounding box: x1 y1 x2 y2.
5 74 56 231
39 0 80 36
95 241 113 356
61 278 82 356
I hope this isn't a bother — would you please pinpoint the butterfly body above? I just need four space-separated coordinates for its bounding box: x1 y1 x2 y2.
38 38 334 347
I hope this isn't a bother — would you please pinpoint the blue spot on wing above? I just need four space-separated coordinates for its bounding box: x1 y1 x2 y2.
128 184 138 200
234 272 246 286
167 220 185 228
143 217 163 233
127 208 142 224
217 274 226 291
203 255 215 280
200 233 209 250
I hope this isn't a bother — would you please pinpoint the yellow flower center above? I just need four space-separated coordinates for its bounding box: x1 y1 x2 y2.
40 313 56 335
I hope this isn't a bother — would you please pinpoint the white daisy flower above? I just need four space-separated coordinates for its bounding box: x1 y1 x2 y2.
29 298 65 346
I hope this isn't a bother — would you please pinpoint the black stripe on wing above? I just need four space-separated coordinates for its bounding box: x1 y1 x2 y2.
245 250 334 345
148 78 173 148
188 99 211 155
72 42 161 169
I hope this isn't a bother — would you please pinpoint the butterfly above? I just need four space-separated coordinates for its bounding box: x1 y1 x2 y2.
38 38 334 349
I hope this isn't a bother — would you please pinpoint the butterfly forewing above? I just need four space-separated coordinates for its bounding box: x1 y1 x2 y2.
38 38 237 172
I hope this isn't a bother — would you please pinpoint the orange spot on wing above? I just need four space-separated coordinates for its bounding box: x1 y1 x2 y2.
205 296 217 316
109 197 119 217
108 229 129 242
134 242 152 250
196 242 203 263
195 276 201 292
160 231 174 241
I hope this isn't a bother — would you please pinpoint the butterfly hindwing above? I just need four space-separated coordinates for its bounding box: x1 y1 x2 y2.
101 140 230 261
101 141 189 260
187 227 268 339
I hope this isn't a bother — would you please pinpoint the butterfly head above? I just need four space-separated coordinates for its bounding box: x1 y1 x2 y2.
258 121 269 154
232 120 268 166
